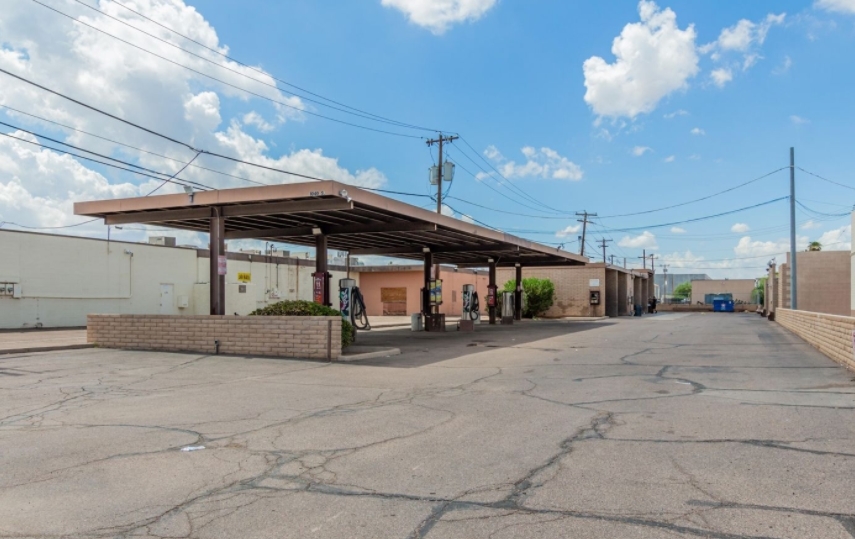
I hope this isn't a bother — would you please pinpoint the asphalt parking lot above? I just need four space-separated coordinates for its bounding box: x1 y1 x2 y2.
1 313 854 538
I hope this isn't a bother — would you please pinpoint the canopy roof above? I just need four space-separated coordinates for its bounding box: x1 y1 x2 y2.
75 181 588 267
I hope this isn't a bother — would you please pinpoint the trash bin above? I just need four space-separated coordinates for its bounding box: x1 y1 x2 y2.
634 304 643 317
411 313 423 331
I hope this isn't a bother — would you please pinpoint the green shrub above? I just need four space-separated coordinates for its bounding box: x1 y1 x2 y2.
249 300 354 348
502 277 555 318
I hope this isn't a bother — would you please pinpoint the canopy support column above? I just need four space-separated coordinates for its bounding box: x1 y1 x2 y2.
209 207 225 315
514 263 523 321
488 260 497 325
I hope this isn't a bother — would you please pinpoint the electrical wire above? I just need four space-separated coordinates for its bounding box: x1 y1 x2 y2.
0 130 214 190
0 219 99 229
0 70 353 185
32 0 425 139
70 0 437 132
101 0 445 133
457 136 569 215
0 120 213 190
797 166 855 191
146 151 202 196
0 103 267 186
597 167 790 218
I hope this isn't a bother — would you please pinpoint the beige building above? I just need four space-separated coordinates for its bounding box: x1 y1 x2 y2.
497 264 652 318
691 279 756 305
769 250 851 316
0 230 354 328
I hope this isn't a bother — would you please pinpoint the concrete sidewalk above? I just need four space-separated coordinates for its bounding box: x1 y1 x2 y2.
0 329 90 355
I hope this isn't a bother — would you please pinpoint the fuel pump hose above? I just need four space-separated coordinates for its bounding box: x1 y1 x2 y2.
351 286 371 330
470 292 480 320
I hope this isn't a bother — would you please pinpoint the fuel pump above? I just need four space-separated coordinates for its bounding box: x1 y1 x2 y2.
339 278 371 331
461 284 480 323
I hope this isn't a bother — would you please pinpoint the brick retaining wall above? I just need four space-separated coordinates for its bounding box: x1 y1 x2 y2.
776 309 855 371
87 314 341 360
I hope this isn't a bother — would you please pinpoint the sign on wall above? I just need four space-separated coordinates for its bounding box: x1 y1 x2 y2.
217 255 227 276
237 272 251 283
589 279 600 287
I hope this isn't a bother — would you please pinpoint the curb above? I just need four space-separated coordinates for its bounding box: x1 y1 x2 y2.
338 347 402 362
0 344 95 356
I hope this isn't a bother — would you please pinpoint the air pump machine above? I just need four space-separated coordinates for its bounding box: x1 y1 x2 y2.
461 284 481 324
339 279 371 335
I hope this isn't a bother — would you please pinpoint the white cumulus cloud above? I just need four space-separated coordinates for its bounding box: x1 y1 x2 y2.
731 223 750 233
380 0 498 34
790 115 810 125
815 0 855 14
801 220 822 230
583 1 699 119
711 67 734 87
701 13 785 85
482 146 583 181
690 127 705 135
663 155 676 163
0 0 387 241
670 226 687 233
555 224 581 238
632 146 652 156
817 225 851 250
618 230 658 249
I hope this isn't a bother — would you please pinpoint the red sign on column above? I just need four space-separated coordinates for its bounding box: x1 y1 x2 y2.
217 255 227 276
312 272 326 305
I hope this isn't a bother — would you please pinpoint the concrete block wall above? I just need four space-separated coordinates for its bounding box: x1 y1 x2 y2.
88 314 341 360
776 309 855 371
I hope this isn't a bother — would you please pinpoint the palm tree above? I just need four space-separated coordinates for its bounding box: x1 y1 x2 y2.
808 241 822 252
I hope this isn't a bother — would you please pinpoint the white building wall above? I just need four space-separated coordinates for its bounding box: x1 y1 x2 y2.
0 230 357 328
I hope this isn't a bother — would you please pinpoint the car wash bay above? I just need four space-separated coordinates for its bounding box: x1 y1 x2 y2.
75 180 588 349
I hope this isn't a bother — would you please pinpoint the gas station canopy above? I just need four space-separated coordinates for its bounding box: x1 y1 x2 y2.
74 181 588 268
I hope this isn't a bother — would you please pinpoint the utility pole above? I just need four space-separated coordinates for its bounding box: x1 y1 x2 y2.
662 264 669 302
609 255 615 266
426 134 459 216
598 238 612 264
789 147 797 310
576 211 597 257
638 249 647 270
425 133 458 306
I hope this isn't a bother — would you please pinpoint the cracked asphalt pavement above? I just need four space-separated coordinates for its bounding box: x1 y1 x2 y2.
1 313 854 538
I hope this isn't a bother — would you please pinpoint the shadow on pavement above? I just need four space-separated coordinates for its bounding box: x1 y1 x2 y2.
346 319 615 368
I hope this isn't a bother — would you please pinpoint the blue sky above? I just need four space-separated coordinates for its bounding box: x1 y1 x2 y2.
1 0 854 278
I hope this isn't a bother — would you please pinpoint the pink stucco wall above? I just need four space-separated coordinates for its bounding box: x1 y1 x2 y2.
357 268 489 317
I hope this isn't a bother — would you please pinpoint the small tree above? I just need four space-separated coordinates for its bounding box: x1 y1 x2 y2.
808 241 822 252
672 282 692 300
752 276 767 305
502 277 555 318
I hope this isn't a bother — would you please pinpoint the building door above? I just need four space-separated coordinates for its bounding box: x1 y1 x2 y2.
380 287 407 315
159 284 175 314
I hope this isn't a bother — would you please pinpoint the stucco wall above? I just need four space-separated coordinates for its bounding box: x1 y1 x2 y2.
357 268 488 317
0 230 352 328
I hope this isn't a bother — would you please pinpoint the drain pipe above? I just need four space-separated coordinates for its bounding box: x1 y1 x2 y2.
214 340 220 355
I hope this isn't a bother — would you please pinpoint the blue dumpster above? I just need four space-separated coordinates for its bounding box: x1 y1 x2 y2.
713 299 734 312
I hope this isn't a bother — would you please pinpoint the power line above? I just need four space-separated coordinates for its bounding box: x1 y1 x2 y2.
0 120 212 190
797 166 855 191
30 0 426 139
100 0 443 133
0 130 214 191
598 167 789 219
0 219 99 230
457 137 569 215
0 69 354 185
146 151 202 196
0 103 267 186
